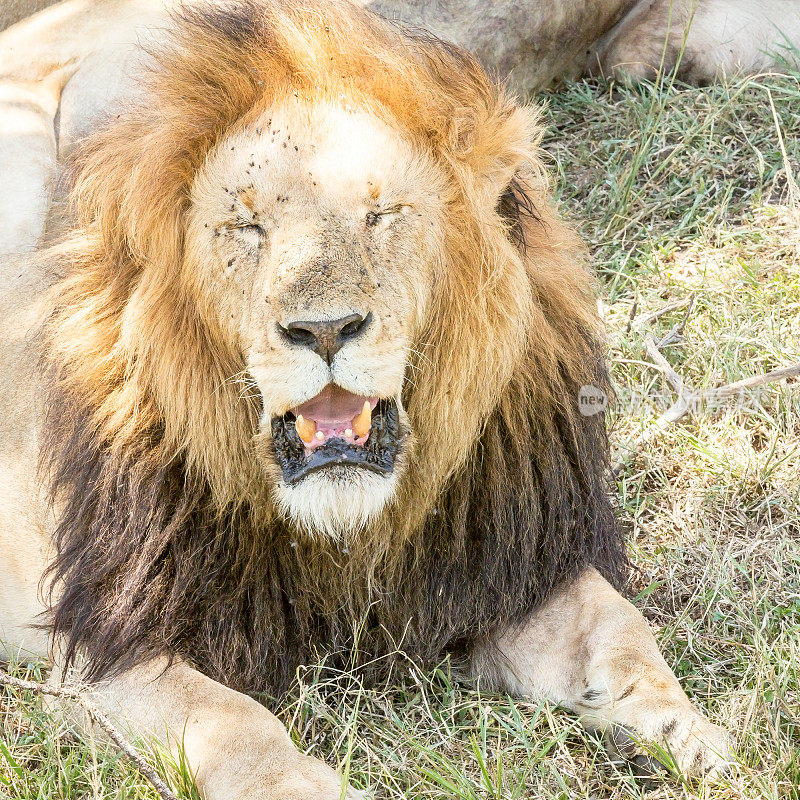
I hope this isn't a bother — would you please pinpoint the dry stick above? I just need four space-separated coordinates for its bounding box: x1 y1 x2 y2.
614 302 701 476
656 293 696 348
706 364 800 400
0 670 178 800
624 298 639 336
629 297 692 334
643 333 693 398
613 363 800 475
613 301 800 475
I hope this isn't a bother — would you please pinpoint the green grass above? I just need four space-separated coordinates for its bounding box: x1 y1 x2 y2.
3 72 800 799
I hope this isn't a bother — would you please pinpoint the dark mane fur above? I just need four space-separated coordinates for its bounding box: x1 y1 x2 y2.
45 345 624 696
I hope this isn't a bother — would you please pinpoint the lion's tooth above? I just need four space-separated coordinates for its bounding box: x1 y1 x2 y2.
315 430 325 441
345 428 353 438
295 414 316 443
352 401 372 438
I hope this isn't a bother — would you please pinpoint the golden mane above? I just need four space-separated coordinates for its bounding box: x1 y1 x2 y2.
43 0 625 694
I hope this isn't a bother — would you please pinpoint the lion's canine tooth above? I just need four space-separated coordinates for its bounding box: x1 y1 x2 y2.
295 415 316 443
315 430 325 441
345 428 353 438
352 401 372 438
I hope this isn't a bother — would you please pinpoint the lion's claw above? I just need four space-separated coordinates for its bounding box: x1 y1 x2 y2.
604 715 732 780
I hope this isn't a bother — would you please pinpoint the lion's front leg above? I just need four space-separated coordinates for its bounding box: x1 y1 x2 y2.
69 657 363 800
470 568 731 778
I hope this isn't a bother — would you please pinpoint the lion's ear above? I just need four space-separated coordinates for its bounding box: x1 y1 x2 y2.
461 104 544 206
455 101 550 254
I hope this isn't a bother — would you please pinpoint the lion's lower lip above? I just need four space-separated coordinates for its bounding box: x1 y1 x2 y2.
271 398 403 484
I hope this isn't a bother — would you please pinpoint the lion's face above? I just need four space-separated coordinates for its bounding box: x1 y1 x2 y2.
186 99 448 535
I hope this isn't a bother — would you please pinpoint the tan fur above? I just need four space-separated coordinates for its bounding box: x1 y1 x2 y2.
3 0 798 90
45 1 594 541
590 0 800 83
0 2 731 797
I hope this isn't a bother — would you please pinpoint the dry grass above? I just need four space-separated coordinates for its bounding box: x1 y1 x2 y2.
2 71 799 799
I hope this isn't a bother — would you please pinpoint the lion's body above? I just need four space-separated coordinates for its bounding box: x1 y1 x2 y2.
1 2 731 797
0 256 53 662
588 0 800 84
0 0 166 662
2 0 799 91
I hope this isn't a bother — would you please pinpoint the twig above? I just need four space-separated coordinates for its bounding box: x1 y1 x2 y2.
706 363 800 400
613 365 800 475
0 670 178 800
656 293 696 348
624 298 639 336
629 298 692 333
613 299 800 475
611 396 692 476
642 333 695 398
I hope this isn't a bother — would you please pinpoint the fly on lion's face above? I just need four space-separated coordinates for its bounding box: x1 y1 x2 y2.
187 101 445 535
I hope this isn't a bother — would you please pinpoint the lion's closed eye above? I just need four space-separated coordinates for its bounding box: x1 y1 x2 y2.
232 222 266 236
365 205 408 228
228 221 266 249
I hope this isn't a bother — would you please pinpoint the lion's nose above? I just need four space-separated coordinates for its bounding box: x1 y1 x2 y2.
278 312 372 364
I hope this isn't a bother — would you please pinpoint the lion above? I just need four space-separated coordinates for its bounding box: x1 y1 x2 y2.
371 0 800 89
0 1 731 797
2 0 799 89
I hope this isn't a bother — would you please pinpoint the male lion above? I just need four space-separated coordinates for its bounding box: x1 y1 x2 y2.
0 1 730 797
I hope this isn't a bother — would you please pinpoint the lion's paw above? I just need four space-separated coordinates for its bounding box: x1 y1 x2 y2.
605 712 732 780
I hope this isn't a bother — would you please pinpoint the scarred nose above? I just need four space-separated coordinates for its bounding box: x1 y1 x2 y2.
278 312 372 364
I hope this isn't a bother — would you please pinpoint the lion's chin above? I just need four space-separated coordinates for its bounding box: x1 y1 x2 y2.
275 467 399 538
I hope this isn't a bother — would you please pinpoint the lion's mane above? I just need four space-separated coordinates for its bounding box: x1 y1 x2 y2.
42 0 626 695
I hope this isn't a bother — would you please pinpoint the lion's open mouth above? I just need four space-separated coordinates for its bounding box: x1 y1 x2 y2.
270 384 403 484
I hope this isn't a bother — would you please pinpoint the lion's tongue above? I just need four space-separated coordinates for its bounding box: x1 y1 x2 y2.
292 385 378 450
